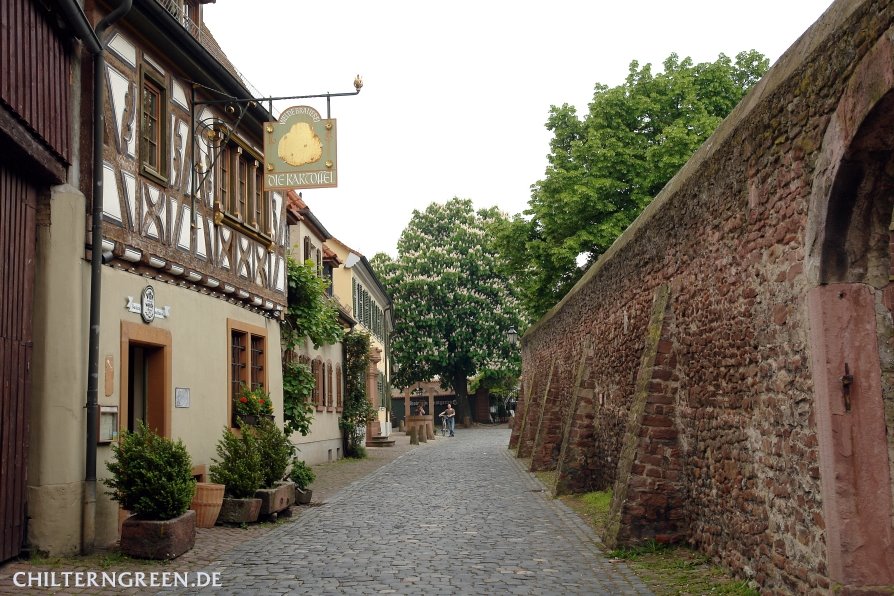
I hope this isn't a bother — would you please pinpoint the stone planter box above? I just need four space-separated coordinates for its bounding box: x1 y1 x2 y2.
295 487 313 505
120 510 196 560
216 497 262 524
256 481 295 516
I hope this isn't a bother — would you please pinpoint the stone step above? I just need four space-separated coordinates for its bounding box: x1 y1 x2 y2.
366 436 396 447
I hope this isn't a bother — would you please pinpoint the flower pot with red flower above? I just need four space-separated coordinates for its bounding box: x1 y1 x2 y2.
233 384 275 427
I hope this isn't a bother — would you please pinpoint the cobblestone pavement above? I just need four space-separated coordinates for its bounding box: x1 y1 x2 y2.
0 427 651 595
190 427 651 595
0 433 420 595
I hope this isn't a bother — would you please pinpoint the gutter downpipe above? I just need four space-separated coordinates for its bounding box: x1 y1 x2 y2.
58 0 132 554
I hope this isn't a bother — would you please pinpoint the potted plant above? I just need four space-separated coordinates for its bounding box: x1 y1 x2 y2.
253 417 296 517
234 384 274 426
104 422 196 559
289 458 316 505
209 425 263 523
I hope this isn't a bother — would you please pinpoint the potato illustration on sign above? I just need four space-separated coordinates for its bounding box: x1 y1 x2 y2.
278 122 323 166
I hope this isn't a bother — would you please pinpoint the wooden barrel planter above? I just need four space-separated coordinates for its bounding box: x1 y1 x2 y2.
190 482 225 528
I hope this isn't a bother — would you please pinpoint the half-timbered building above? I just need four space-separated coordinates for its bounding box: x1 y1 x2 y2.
17 0 289 556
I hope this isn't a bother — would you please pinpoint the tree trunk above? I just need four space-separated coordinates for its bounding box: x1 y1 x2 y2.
453 371 471 427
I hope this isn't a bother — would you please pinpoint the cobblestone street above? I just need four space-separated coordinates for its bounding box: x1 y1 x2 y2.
0 427 651 595
191 427 650 595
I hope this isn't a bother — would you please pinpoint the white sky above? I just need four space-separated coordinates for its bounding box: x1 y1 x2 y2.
203 1 834 258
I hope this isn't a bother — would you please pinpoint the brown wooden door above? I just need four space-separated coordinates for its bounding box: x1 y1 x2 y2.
0 164 36 562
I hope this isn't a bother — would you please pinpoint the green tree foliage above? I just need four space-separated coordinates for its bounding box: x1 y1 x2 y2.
379 198 522 422
493 51 769 321
340 330 377 458
104 422 195 520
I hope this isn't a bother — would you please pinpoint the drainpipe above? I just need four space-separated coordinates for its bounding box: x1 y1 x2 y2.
59 0 132 555
383 305 392 425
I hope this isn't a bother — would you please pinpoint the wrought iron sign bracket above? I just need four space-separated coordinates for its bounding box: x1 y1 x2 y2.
188 76 363 230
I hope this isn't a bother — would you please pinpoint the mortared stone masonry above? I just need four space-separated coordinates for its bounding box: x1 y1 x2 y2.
510 0 894 592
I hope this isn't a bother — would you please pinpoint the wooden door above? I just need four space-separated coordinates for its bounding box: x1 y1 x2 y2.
0 164 36 562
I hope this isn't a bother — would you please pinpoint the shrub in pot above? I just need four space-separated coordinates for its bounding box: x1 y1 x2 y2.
104 422 196 559
290 458 316 505
209 425 263 523
253 418 296 515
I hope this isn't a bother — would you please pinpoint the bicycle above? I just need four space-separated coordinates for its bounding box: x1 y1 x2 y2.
440 414 449 436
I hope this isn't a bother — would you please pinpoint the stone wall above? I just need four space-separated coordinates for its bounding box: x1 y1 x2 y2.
510 0 894 592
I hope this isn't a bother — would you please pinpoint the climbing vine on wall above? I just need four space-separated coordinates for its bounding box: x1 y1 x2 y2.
340 330 376 457
281 257 343 436
282 257 343 351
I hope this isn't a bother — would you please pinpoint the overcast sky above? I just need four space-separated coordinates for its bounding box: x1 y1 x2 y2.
203 1 833 258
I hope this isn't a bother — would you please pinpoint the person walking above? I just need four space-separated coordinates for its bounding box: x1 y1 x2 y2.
440 403 456 437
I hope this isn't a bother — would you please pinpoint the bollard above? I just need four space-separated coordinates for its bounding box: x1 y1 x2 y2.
409 426 418 445
399 420 405 433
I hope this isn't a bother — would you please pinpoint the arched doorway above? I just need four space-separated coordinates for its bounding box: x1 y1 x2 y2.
806 29 894 589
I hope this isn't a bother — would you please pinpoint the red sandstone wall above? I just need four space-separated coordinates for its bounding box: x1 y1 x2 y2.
509 1 894 592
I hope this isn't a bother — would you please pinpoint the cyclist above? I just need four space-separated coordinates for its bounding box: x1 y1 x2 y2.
439 403 456 437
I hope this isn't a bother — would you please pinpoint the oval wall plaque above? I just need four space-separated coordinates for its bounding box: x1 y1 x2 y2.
141 285 156 324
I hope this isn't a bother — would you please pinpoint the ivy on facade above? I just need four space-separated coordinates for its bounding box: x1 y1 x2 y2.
281 257 343 436
340 330 377 457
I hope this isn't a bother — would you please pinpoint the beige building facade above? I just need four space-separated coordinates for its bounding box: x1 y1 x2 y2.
327 238 393 437
26 2 288 556
285 191 348 464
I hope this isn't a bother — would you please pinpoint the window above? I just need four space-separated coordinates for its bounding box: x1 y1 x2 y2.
228 319 267 427
312 359 324 411
216 137 269 240
219 145 230 213
324 263 333 297
140 67 168 182
298 355 312 403
327 362 334 410
336 367 343 412
179 0 198 28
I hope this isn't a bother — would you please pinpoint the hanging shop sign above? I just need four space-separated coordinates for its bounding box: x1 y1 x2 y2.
264 105 337 190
